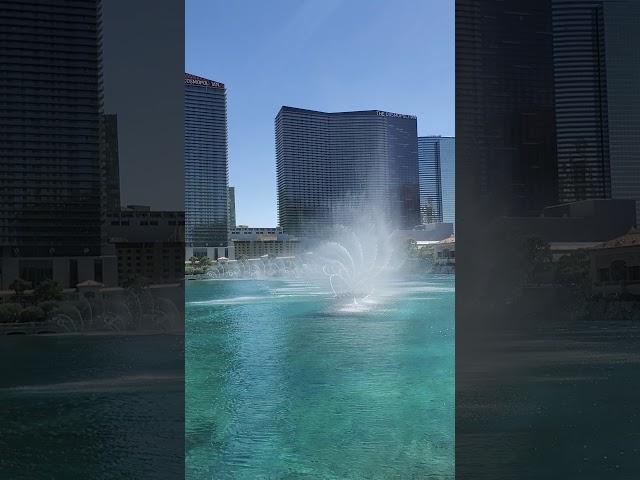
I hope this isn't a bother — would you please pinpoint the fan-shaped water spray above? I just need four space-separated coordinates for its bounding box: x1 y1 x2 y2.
304 223 401 304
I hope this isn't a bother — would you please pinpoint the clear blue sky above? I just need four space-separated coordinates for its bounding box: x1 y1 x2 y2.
186 0 454 226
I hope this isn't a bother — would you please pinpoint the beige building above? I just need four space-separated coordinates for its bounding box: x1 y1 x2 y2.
233 239 300 259
434 235 455 266
416 235 455 267
589 229 640 296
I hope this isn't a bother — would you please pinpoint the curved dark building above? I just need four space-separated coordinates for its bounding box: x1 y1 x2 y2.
276 107 420 236
185 73 229 249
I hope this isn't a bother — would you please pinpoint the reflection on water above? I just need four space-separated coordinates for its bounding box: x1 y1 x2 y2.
186 275 454 479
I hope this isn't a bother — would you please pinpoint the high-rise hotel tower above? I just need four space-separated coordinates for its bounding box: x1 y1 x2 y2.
0 0 118 288
185 73 229 251
276 107 420 236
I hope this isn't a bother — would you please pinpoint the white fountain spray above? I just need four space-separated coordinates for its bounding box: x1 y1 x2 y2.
303 221 402 305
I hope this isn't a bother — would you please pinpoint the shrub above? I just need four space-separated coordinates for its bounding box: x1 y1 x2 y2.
19 306 46 323
38 301 60 315
33 280 64 303
0 303 22 323
9 278 32 304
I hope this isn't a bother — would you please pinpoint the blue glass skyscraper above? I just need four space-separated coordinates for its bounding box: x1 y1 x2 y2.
418 136 455 228
185 73 229 249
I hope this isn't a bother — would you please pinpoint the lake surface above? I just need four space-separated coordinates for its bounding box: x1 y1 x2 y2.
0 334 184 479
186 275 455 479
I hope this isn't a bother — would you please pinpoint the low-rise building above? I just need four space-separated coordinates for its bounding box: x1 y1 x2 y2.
589 229 640 296
399 223 454 242
185 245 235 261
228 225 299 259
414 235 455 267
233 238 300 259
106 207 184 242
230 225 285 240
106 207 185 285
434 235 455 266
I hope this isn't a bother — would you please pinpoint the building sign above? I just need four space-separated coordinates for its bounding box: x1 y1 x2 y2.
185 75 224 89
376 110 417 120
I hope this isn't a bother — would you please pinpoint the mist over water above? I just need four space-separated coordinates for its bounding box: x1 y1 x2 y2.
206 204 412 312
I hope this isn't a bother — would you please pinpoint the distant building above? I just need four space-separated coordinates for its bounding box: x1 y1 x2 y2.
185 73 229 249
589 229 640 296
105 207 184 285
418 136 455 227
553 1 640 224
185 245 234 262
276 107 420 236
106 208 184 243
228 187 236 229
234 239 300 260
415 235 455 268
230 226 285 240
398 223 454 242
494 199 636 244
229 225 297 259
418 137 442 223
434 236 456 267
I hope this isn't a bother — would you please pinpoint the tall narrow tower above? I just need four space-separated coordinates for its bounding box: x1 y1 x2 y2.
184 73 229 250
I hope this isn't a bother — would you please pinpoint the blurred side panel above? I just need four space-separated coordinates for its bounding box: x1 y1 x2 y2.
0 0 185 478
456 0 640 478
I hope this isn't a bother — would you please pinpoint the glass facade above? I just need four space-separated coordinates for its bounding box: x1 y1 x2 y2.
440 137 456 226
228 186 236 229
603 1 640 225
552 0 640 224
456 0 558 219
0 0 102 257
418 136 455 227
553 0 611 203
185 73 229 247
276 107 420 236
101 114 121 213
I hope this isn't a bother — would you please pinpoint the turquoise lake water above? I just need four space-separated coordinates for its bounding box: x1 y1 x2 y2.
186 275 455 479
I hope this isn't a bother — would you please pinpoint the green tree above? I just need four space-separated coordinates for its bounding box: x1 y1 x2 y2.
522 236 551 285
555 250 590 290
122 275 151 289
19 306 46 323
9 278 32 304
0 303 22 323
198 256 213 268
406 238 418 258
33 279 64 303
